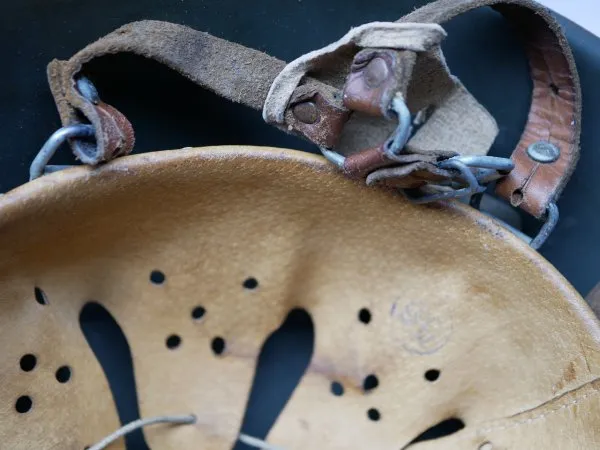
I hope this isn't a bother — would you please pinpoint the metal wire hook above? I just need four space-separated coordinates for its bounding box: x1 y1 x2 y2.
406 159 486 204
319 95 413 168
29 124 95 181
382 95 413 161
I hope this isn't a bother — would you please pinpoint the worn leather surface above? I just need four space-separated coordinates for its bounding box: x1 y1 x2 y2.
46 20 287 164
494 4 579 218
0 146 599 449
45 0 581 220
47 18 496 162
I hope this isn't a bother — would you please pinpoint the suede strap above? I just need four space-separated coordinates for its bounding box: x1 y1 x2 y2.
46 0 581 219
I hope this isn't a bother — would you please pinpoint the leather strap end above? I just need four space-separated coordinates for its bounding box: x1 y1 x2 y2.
47 59 135 165
343 145 393 178
343 49 417 117
282 86 351 149
343 145 444 183
493 3 581 218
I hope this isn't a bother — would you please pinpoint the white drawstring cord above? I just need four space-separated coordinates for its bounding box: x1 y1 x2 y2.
87 414 284 450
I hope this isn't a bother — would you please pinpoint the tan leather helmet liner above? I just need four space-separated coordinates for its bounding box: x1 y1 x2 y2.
1 147 599 449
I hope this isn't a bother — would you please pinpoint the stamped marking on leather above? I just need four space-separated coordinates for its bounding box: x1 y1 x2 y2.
392 300 452 355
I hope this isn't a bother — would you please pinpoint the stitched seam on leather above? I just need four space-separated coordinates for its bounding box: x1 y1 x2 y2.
475 377 600 434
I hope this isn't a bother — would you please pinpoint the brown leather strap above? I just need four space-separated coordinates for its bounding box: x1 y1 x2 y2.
48 1 580 219
399 0 581 219
47 21 349 164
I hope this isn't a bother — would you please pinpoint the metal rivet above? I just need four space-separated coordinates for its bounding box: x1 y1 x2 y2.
363 57 390 89
292 101 319 124
526 141 560 163
479 442 493 450
76 77 100 105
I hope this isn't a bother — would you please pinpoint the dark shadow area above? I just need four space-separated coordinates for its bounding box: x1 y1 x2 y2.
234 308 315 449
80 302 149 450
403 418 465 448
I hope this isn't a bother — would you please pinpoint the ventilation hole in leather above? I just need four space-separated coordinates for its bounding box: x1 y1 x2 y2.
234 309 314 450
80 302 150 450
15 395 32 413
367 408 381 421
56 366 72 383
34 287 48 305
511 189 523 206
211 337 226 355
243 277 259 290
358 308 371 324
150 270 165 285
20 354 37 372
425 369 440 382
550 83 559 95
405 418 466 446
363 374 379 392
191 306 206 320
166 334 181 349
331 381 344 396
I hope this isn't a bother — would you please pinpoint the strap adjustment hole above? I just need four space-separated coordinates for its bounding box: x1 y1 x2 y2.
331 381 344 396
166 334 181 349
56 365 72 383
367 408 381 421
363 374 379 392
15 396 32 414
358 308 372 324
20 354 37 372
425 369 440 382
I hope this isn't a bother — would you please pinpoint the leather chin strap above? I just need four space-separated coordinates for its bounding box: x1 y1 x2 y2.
46 0 580 220
401 0 581 220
